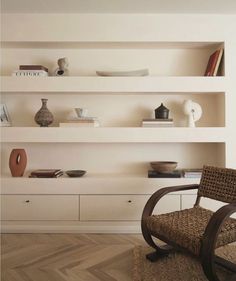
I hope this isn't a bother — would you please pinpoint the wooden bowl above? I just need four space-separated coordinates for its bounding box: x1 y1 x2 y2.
150 161 177 173
66 170 86 177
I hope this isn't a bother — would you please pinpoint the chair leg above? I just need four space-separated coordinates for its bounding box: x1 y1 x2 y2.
146 244 172 262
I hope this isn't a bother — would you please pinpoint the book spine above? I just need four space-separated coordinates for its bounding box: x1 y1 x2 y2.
12 70 48 77
19 65 48 72
213 49 223 76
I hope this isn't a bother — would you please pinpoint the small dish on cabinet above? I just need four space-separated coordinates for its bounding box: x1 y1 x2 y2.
65 170 86 177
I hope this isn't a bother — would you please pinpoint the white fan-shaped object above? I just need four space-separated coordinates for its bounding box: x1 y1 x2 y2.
183 100 202 127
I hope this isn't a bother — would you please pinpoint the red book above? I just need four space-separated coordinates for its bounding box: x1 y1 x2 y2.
204 49 221 76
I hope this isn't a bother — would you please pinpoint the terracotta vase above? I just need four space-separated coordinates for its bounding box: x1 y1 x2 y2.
34 98 54 127
9 149 27 177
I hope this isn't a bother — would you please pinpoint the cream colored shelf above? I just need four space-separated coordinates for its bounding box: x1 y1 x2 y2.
1 174 199 195
0 127 226 143
1 76 226 93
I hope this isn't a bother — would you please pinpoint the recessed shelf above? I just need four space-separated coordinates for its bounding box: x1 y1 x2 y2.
0 127 226 143
1 76 226 93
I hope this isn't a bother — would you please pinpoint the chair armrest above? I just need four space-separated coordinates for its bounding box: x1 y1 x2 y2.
202 202 236 254
141 183 199 250
142 184 199 220
201 203 236 278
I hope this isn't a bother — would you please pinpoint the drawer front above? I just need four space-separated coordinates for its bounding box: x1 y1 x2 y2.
80 195 180 221
1 195 79 221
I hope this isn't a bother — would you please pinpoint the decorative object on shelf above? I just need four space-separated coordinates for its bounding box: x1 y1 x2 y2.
54 57 69 76
29 169 63 178
9 149 27 177
155 103 170 119
96 68 149 77
34 98 54 127
0 104 11 127
204 48 224 76
66 170 86 177
75 108 88 118
183 100 202 127
150 161 178 173
142 118 174 127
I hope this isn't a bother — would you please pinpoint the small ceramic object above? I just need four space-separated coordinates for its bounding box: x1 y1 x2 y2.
54 57 69 76
66 170 86 177
183 100 202 127
34 99 54 127
155 103 170 119
150 161 178 173
9 149 27 177
75 108 88 118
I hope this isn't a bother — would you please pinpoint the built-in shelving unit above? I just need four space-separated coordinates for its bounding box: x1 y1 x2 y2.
1 13 233 233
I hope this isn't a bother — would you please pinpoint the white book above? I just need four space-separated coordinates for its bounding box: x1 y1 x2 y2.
142 124 174 127
12 70 48 77
59 121 100 127
142 121 174 124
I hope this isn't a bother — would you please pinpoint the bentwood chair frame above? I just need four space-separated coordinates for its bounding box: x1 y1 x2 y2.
141 165 236 281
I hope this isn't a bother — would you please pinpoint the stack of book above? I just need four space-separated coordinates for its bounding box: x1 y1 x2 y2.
29 169 63 178
182 169 202 178
204 48 224 76
148 170 182 178
142 118 174 127
59 117 100 127
12 65 49 77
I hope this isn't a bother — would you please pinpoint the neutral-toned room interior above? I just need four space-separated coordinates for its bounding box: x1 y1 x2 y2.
1 1 236 280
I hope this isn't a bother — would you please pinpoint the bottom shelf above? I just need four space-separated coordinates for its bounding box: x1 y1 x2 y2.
1 174 200 195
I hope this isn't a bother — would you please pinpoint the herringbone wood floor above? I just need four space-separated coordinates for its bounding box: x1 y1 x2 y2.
1 233 145 281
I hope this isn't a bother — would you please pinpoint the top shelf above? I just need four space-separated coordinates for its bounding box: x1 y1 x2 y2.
1 41 223 49
1 76 226 93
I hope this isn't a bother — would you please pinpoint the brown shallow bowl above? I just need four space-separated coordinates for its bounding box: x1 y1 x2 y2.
66 170 86 177
150 161 178 173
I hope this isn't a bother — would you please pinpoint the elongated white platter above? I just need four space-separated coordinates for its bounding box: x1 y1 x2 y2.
96 68 149 76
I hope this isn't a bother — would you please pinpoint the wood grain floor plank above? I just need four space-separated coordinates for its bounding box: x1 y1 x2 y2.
1 234 143 281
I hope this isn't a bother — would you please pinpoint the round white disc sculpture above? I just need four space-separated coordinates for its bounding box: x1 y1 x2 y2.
183 100 202 127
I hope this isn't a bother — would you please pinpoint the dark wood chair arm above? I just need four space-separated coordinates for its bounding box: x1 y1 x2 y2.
201 203 236 280
141 184 199 250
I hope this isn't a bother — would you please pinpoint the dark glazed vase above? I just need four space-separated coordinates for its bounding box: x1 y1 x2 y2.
34 98 54 127
9 149 27 177
155 103 170 119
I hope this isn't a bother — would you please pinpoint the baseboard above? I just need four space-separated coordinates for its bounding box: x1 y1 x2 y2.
1 223 142 233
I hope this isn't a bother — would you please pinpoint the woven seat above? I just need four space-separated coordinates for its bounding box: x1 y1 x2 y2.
145 206 236 255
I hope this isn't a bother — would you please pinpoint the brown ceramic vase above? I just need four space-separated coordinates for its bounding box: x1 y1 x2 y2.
9 149 27 177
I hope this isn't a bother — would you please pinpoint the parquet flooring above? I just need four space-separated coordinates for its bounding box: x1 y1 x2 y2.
1 234 145 281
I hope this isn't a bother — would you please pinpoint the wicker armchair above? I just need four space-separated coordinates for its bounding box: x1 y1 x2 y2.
141 165 236 281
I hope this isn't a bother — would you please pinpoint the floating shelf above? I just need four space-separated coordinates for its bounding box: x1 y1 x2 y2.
1 76 226 93
1 127 226 143
1 174 199 195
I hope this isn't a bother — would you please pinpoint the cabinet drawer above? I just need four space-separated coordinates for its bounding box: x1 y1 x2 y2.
80 195 180 221
1 195 79 221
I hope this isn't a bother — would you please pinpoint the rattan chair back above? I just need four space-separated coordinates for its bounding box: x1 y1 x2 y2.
198 165 236 203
